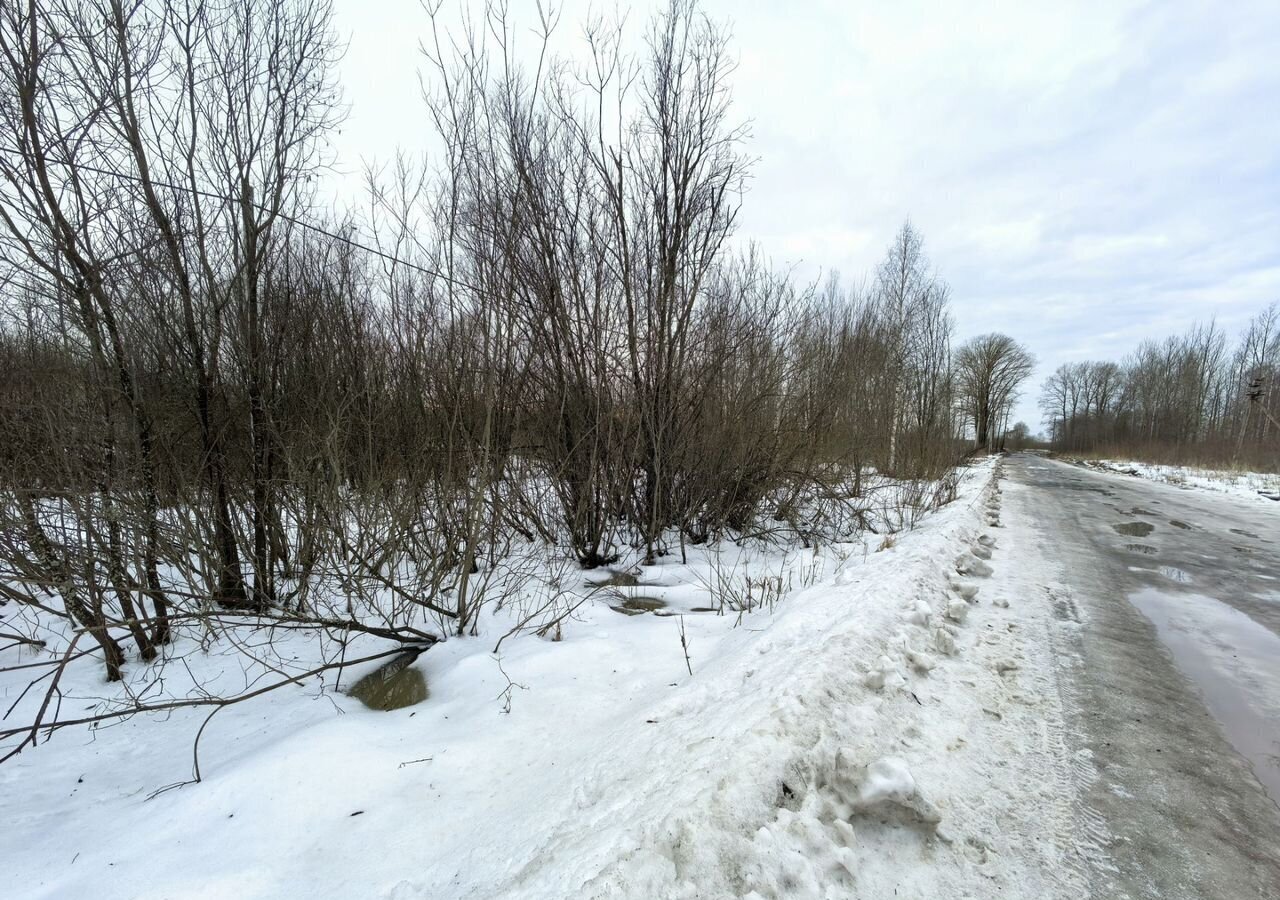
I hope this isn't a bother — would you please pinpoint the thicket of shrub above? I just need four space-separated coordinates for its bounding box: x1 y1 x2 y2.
0 0 964 697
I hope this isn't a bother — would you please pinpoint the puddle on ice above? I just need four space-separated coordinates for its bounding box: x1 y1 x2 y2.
1113 522 1154 537
1169 520 1191 530
1128 588 1280 805
347 652 429 710
1126 544 1157 555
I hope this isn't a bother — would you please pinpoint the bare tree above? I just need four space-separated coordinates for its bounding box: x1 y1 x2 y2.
955 333 1035 452
871 222 957 475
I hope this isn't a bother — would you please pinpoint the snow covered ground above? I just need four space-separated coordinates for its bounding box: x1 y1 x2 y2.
1075 458 1280 503
3 458 1092 899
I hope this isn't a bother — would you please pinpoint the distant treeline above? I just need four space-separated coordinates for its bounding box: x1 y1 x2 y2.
1040 305 1280 469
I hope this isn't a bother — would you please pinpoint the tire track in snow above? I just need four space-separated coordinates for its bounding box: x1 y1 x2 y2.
950 462 1093 899
1007 480 1116 894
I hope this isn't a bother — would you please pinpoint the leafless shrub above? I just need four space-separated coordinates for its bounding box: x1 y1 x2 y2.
0 0 970 765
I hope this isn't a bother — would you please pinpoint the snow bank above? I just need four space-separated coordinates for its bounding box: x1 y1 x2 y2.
3 458 1052 900
1079 458 1280 503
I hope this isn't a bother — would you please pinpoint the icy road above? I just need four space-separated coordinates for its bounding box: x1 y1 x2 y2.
1005 454 1280 898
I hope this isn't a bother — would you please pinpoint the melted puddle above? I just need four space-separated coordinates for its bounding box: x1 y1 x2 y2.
1113 522 1155 537
1128 588 1280 805
347 652 429 710
1157 566 1192 584
609 596 669 616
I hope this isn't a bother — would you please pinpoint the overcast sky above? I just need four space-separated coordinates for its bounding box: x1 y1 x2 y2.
326 0 1280 430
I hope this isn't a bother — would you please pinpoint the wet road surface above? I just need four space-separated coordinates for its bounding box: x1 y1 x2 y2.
1007 454 1280 899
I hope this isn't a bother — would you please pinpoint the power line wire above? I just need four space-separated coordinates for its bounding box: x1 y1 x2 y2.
0 145 480 292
